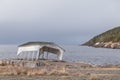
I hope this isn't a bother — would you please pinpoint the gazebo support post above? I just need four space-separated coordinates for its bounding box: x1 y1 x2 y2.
38 51 42 60
32 51 34 61
42 53 44 59
58 51 63 60
27 51 29 60
46 52 48 59
36 50 39 61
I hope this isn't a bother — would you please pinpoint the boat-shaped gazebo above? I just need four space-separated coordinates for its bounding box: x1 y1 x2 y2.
17 42 65 60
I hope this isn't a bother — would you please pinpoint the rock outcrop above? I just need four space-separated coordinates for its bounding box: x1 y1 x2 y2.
83 27 120 49
93 42 120 49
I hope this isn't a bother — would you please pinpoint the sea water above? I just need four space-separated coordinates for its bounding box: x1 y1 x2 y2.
0 45 120 65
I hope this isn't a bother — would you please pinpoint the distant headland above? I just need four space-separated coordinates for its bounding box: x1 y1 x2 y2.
82 26 120 49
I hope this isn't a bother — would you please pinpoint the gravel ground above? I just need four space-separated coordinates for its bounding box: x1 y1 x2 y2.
0 75 120 80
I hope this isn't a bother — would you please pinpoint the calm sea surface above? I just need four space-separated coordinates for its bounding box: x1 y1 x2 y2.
0 45 120 65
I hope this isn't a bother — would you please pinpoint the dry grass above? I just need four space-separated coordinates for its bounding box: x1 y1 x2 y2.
90 77 99 80
0 60 120 79
0 65 69 76
89 75 100 80
0 65 28 76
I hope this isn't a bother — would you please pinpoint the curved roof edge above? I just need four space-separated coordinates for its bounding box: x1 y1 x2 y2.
18 41 65 52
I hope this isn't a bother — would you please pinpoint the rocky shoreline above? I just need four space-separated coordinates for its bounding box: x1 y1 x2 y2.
90 42 120 49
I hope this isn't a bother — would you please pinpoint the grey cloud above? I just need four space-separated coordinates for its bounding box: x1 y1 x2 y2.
0 0 120 44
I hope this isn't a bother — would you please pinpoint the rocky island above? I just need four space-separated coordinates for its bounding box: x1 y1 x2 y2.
83 27 120 49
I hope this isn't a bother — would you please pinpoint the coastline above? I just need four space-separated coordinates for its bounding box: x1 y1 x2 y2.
82 42 120 49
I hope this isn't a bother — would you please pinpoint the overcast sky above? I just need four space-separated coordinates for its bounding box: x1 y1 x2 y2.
0 0 120 45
